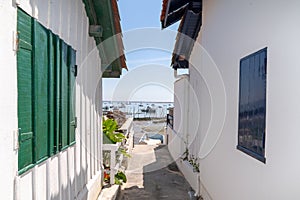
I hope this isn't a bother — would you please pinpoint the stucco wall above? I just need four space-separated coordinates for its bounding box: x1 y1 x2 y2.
187 0 300 199
0 2 18 200
0 0 103 199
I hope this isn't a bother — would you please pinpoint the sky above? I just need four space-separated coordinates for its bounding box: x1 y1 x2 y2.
102 0 179 102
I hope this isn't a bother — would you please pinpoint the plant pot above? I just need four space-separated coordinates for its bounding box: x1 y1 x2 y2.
103 133 115 144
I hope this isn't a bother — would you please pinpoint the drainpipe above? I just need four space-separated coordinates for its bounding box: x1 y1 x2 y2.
195 173 201 197
185 73 190 147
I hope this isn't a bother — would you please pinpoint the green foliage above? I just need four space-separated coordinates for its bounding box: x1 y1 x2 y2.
181 148 189 161
188 155 200 173
103 118 118 134
181 148 200 173
102 118 125 144
115 171 127 185
118 147 131 158
109 132 125 143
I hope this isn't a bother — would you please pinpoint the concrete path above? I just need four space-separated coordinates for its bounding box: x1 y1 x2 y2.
117 145 192 200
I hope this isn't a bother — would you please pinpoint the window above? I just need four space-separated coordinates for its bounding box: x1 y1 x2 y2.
237 48 267 163
17 9 77 174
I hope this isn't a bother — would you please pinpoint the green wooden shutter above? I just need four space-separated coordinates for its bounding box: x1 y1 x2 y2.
17 9 78 172
33 20 49 161
68 47 76 144
60 41 69 149
17 9 34 171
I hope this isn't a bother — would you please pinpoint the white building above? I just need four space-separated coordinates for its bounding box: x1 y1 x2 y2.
0 0 126 199
162 0 300 199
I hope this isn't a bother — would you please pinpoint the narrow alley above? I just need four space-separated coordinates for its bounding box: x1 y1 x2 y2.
118 144 192 200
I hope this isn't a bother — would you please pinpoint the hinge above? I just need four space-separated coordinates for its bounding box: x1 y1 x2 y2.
13 129 20 150
13 31 20 52
72 65 78 77
89 25 103 37
75 117 77 128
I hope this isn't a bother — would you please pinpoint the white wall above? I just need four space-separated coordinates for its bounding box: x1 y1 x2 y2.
0 2 18 200
169 74 202 195
186 0 300 199
0 0 103 199
170 76 189 160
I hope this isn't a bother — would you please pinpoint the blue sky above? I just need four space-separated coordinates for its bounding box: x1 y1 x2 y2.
102 0 179 102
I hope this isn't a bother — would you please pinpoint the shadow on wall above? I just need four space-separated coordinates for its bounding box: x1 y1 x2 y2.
50 167 88 200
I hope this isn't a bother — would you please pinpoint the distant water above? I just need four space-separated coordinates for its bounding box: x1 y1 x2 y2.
103 101 174 119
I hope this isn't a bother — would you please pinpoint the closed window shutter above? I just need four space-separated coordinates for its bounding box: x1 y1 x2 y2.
238 48 267 163
17 9 34 171
60 41 69 149
17 9 77 172
33 20 49 161
68 47 76 143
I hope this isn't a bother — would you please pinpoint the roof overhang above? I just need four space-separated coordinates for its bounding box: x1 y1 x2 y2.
83 0 127 78
161 0 190 29
161 0 202 69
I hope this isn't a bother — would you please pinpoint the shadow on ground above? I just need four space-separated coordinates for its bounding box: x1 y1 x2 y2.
117 145 192 200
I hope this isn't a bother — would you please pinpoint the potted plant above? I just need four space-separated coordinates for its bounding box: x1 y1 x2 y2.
102 118 125 144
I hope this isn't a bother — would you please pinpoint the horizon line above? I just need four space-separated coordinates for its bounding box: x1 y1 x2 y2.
103 100 174 103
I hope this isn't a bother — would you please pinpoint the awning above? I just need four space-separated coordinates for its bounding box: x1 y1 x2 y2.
161 0 190 29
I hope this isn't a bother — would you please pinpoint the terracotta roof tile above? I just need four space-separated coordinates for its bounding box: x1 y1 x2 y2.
160 0 169 22
112 0 128 70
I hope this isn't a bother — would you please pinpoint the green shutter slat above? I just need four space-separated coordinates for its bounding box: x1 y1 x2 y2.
18 138 34 171
55 36 61 152
68 47 76 143
48 32 55 155
33 20 49 161
17 9 32 44
17 9 34 171
60 41 69 148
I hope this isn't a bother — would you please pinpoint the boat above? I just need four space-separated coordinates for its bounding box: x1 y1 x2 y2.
139 133 164 144
141 106 156 113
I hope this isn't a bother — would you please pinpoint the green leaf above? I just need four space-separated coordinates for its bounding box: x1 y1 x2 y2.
103 118 118 134
115 171 127 185
118 148 131 158
102 118 125 143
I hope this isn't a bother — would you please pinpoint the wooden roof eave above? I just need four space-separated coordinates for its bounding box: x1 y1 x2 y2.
82 0 127 78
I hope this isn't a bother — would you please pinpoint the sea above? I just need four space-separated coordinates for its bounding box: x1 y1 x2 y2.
102 101 174 119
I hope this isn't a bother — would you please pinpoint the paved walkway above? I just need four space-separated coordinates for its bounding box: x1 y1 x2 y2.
117 144 192 200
